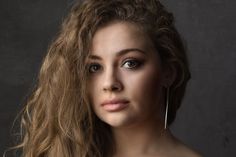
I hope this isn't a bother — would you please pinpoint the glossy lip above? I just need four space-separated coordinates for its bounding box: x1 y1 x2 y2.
101 99 129 112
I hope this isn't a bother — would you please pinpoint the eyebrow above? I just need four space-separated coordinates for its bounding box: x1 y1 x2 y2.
88 48 146 60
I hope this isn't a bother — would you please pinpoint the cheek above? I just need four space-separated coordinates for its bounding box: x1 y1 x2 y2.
87 77 100 106
125 66 163 107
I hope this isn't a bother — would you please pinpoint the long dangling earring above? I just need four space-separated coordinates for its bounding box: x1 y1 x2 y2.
164 87 170 129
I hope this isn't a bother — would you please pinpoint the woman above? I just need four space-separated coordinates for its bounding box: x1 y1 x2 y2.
9 0 202 157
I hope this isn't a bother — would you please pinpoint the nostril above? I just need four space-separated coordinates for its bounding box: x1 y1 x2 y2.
102 69 123 92
103 82 123 92
111 84 121 91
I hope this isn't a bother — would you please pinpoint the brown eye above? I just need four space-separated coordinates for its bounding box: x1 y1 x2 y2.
122 59 142 69
88 63 101 73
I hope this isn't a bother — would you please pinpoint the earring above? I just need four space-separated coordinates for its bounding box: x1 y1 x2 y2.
164 87 170 129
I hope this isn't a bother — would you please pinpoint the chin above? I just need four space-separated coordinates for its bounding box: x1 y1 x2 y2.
100 113 137 128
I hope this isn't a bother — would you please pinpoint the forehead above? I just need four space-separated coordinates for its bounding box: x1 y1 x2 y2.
90 21 155 56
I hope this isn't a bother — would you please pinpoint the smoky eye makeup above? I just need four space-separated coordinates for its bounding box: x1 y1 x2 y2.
121 58 145 69
86 58 144 74
120 51 146 69
86 51 147 74
87 63 102 73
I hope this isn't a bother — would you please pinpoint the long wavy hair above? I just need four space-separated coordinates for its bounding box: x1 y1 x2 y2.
7 0 191 157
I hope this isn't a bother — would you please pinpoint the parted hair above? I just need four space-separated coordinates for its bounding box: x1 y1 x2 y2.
7 0 191 157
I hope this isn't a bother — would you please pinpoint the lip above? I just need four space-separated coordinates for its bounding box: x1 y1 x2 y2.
101 99 129 112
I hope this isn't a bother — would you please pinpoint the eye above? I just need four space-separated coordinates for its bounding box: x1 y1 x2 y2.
87 63 101 73
122 59 142 69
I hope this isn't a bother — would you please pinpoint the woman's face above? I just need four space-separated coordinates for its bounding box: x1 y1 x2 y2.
87 22 166 128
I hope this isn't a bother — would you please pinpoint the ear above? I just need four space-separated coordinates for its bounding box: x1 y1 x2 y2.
161 62 177 88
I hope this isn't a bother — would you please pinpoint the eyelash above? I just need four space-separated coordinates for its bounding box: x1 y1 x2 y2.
87 63 101 73
87 59 143 74
122 59 142 69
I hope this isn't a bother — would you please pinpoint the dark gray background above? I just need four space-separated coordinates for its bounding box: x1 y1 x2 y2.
0 0 235 156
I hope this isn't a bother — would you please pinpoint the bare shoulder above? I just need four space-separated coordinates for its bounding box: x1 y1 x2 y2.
177 144 203 157
173 139 203 157
169 135 203 157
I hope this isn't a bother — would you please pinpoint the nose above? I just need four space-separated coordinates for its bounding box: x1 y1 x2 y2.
102 67 123 92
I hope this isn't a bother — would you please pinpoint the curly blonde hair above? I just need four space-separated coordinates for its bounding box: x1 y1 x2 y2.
7 0 191 157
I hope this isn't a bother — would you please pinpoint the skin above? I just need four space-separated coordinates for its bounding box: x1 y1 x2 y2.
87 21 202 157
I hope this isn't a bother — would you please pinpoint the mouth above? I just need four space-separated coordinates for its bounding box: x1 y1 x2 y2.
101 99 129 112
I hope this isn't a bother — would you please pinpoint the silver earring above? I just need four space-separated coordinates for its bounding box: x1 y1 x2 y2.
164 87 170 129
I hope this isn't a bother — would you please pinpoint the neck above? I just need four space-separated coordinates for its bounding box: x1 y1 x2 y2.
112 120 175 157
